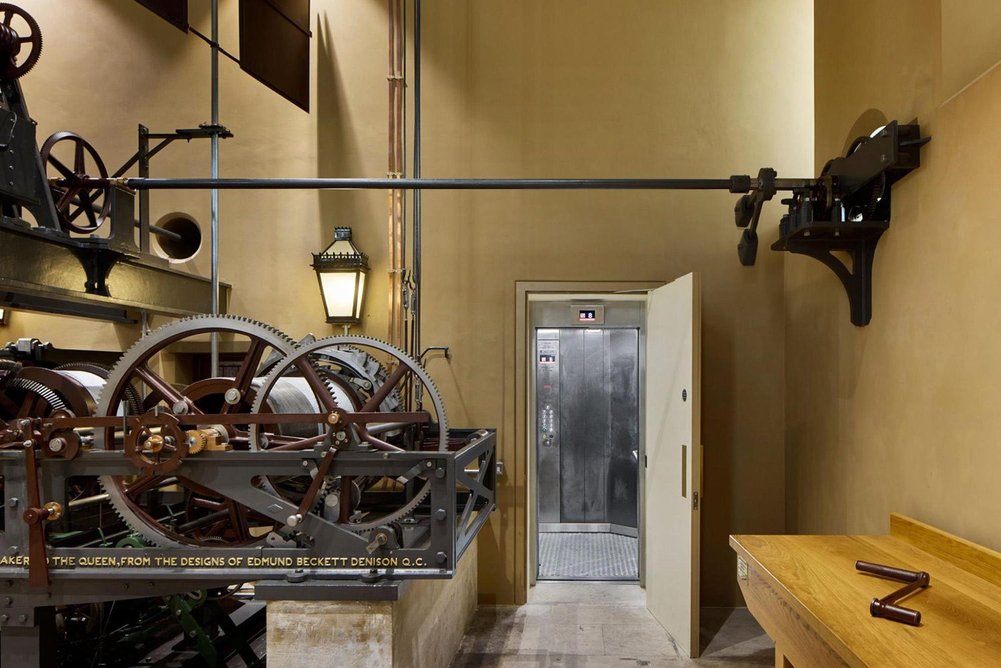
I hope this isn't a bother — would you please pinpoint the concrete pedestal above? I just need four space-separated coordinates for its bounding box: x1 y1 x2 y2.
265 541 478 668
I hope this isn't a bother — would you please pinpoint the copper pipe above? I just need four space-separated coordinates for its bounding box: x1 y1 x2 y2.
387 0 406 347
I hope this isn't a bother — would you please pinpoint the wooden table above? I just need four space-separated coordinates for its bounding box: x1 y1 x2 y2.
730 514 1001 667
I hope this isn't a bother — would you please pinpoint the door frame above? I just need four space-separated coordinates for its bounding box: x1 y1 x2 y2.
515 281 663 599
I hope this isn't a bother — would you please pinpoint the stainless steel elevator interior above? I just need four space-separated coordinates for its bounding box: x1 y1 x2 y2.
533 300 643 581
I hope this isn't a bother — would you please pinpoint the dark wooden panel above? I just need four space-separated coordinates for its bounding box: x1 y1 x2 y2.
134 0 189 32
239 0 311 111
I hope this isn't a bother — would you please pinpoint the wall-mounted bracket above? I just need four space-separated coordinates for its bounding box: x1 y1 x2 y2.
773 220 887 326
738 121 929 326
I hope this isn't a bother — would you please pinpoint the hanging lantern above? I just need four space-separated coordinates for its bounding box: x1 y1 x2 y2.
311 227 369 325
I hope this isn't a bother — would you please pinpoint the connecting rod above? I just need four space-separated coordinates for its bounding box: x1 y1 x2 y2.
88 176 815 193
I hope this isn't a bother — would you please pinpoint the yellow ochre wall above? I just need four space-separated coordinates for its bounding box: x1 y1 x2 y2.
417 0 811 605
786 1 1001 551
7 0 814 605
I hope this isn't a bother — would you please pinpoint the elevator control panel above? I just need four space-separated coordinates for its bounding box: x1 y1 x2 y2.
541 404 555 446
536 331 561 523
537 337 559 448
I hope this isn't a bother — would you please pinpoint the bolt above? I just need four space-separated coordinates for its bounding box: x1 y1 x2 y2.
7 497 18 508
16 614 25 623
188 630 197 638
335 431 347 442
435 468 445 479
3 597 11 607
326 412 340 425
174 609 183 618
163 436 175 447
8 547 18 556
425 460 434 469
21 440 31 448
287 513 303 528
880 154 888 163
171 400 188 415
224 388 241 405
48 437 65 453
260 436 269 448
0 614 8 624
301 460 310 469
434 508 447 521
435 551 448 565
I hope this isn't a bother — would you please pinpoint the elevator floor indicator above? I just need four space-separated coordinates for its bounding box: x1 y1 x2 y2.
538 532 638 580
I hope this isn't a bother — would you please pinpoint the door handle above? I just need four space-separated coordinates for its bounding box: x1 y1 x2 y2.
681 444 688 498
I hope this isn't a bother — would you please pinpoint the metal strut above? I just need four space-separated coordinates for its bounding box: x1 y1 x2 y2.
107 176 806 191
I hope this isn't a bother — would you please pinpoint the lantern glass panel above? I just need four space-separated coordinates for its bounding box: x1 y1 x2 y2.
354 272 366 318
319 271 358 319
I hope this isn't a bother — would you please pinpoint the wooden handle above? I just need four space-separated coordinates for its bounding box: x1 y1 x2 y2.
856 560 925 583
871 599 922 626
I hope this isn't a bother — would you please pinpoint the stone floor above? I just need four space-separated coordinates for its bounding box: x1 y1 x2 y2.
450 582 773 667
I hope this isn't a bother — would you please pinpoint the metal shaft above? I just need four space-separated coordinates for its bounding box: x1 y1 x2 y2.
209 0 221 376
412 0 422 364
119 176 792 191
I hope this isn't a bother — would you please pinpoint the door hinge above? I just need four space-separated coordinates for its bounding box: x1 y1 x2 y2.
693 491 699 510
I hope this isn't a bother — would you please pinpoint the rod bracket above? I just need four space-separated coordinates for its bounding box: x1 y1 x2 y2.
740 120 929 326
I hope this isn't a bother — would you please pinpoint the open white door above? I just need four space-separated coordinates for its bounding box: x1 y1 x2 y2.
644 272 701 657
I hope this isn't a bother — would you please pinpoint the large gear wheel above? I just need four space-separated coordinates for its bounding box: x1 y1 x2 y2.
94 315 298 547
250 334 449 452
0 4 41 80
250 335 449 533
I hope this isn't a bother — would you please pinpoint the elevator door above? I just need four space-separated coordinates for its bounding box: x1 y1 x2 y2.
536 326 640 579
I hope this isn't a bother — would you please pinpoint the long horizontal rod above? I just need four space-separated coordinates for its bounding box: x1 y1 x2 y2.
98 176 815 192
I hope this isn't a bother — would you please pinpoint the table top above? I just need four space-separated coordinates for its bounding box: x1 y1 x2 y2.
730 515 1001 667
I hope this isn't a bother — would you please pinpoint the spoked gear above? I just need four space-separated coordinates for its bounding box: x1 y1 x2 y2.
0 4 41 79
250 334 449 452
94 315 298 547
250 335 449 533
41 131 111 234
1 367 99 419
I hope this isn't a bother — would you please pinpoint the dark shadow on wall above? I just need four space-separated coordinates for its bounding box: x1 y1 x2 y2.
699 310 736 608
316 13 365 242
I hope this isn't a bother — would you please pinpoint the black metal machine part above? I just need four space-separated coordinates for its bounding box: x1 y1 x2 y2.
0 3 228 322
94 120 926 326
0 429 496 615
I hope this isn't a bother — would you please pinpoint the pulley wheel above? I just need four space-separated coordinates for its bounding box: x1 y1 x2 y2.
41 131 111 235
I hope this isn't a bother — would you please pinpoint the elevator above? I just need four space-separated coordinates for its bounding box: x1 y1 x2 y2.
532 299 643 581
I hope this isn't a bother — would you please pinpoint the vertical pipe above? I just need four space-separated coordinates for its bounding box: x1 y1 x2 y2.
387 0 406 347
210 0 220 375
387 0 398 345
412 0 421 362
